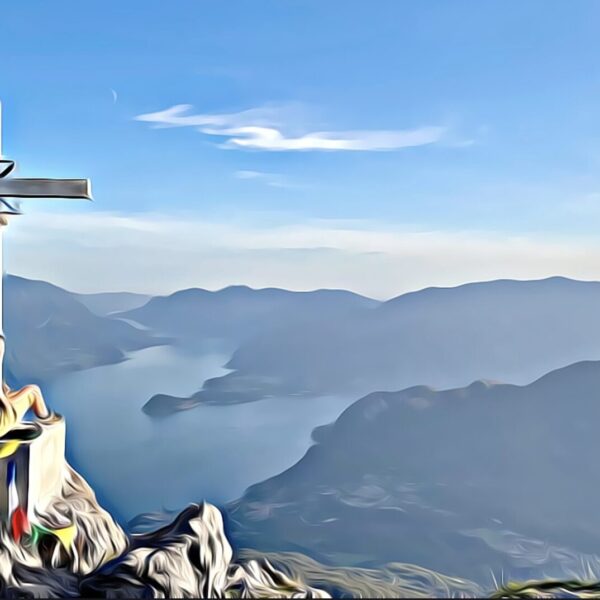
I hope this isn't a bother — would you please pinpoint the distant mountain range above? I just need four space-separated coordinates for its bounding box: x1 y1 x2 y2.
9 273 600 418
133 277 600 412
75 290 151 317
121 284 377 342
3 275 166 385
226 359 600 585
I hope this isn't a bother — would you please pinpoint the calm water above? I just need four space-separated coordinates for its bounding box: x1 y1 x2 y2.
44 345 355 523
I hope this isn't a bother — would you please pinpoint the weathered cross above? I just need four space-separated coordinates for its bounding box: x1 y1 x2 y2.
0 104 92 382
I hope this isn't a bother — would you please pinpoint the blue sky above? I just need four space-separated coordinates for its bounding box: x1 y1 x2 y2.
2 1 600 297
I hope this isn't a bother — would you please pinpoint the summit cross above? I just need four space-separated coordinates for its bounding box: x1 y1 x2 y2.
0 104 92 381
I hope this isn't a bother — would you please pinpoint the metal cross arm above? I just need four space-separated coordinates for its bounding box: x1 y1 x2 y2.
0 158 91 205
0 177 92 200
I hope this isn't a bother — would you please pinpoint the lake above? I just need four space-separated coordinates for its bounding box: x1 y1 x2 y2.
44 345 355 524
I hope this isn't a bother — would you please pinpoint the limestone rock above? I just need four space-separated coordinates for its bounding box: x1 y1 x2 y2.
81 503 329 599
0 417 327 598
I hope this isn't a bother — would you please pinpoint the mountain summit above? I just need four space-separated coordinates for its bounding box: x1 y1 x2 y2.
0 415 328 598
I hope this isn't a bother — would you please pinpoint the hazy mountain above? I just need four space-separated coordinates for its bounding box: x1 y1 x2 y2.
120 285 378 344
141 277 600 410
193 277 600 404
227 360 600 585
3 275 166 385
75 291 151 317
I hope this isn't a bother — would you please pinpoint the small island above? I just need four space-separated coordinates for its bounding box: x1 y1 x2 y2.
142 372 304 417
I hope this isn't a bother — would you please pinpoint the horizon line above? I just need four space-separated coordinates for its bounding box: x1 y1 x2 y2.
5 272 597 304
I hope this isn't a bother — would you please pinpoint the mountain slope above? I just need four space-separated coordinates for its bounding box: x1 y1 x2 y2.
120 285 379 343
3 275 166 385
141 276 600 410
227 359 600 584
204 277 600 403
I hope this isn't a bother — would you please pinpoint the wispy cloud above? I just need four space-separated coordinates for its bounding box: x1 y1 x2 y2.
6 210 600 299
134 104 446 152
135 104 280 130
234 170 289 188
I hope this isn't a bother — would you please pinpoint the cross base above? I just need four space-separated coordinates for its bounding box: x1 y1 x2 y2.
0 416 65 523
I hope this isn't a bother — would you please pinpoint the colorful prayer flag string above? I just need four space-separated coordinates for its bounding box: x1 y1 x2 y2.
0 441 19 459
30 522 77 552
11 507 28 544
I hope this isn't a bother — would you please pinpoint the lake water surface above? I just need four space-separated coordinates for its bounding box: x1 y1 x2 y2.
45 345 355 523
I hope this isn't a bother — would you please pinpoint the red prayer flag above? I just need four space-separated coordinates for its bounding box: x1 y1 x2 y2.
11 507 30 543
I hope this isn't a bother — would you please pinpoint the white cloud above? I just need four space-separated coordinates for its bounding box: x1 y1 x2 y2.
134 104 446 152
4 210 600 299
134 104 281 130
219 125 445 151
235 170 265 180
234 170 289 188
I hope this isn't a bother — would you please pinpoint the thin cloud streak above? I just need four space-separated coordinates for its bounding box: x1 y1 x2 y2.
135 104 446 152
5 211 600 299
234 170 289 188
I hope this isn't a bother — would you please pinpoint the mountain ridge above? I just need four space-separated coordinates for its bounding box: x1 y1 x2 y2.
133 276 600 412
226 358 600 585
382 275 599 306
3 275 167 385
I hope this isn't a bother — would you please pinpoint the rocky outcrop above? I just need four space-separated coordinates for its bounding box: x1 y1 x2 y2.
82 504 328 598
0 419 328 598
493 580 600 599
236 549 485 598
0 459 128 596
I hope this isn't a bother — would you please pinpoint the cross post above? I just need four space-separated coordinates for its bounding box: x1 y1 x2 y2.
0 103 92 383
